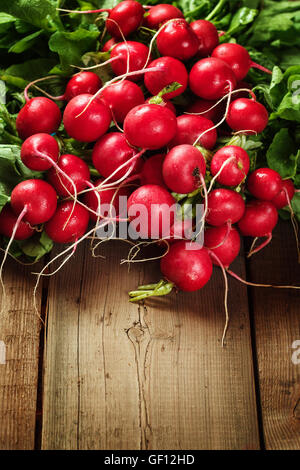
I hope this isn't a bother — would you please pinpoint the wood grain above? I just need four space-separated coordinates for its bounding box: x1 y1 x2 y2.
0 258 42 450
247 220 300 450
41 240 259 450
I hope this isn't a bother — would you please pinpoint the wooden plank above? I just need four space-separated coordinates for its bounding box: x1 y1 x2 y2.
42 239 259 450
247 220 300 450
0 257 42 450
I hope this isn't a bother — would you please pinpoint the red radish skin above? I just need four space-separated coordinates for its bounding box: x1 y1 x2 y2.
101 38 118 52
186 98 225 123
124 103 177 150
16 97 61 140
144 4 184 29
248 168 283 201
63 93 111 142
100 80 144 123
145 97 176 114
45 201 89 244
64 72 102 101
0 204 34 240
206 189 245 226
205 224 241 267
189 58 237 100
167 218 194 243
11 179 57 225
226 98 268 134
156 19 199 61
190 20 219 57
21 133 59 171
163 145 206 194
83 178 131 222
110 41 150 81
127 184 176 239
238 200 278 237
92 132 142 181
169 114 217 150
140 154 166 187
272 179 295 209
47 154 90 197
144 56 188 99
210 146 250 187
106 1 144 38
160 241 213 291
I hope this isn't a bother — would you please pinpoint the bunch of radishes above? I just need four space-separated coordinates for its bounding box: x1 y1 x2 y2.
0 1 297 308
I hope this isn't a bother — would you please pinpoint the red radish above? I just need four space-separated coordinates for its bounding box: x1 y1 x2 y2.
99 80 144 123
92 132 142 181
190 20 219 57
145 97 176 114
189 58 237 100
47 154 90 197
238 200 278 238
144 4 184 29
0 204 34 240
106 1 144 38
101 38 117 52
83 178 130 222
226 98 268 134
205 224 241 267
45 201 89 243
127 184 176 239
144 56 188 99
160 241 213 291
156 19 199 61
206 189 245 226
140 154 166 187
110 41 150 80
272 179 295 209
63 93 111 142
169 114 217 150
248 168 283 201
11 179 57 225
124 103 177 150
167 218 194 243
210 146 250 187
63 72 102 101
16 97 61 140
21 133 59 171
163 145 206 194
186 98 225 123
212 43 272 81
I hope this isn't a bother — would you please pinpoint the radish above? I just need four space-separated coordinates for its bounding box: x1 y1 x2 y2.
206 189 245 226
248 168 283 201
156 19 199 61
11 179 57 225
205 224 241 267
102 38 118 52
210 146 250 187
145 97 176 114
124 103 177 150
127 184 176 239
186 98 225 123
189 58 237 100
0 204 34 240
47 154 90 197
226 98 268 134
160 241 213 291
110 41 150 81
92 132 142 181
212 43 272 81
16 97 61 140
63 93 111 142
190 20 219 57
21 133 59 171
144 56 188 99
63 72 102 101
83 178 130 222
106 1 144 38
162 144 206 194
169 114 217 150
45 201 89 244
272 179 295 209
99 80 144 123
140 154 166 187
144 4 184 29
168 218 194 243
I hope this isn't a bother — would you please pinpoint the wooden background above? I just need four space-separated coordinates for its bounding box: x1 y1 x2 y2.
0 220 299 450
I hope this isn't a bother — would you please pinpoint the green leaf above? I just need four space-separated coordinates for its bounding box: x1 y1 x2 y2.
8 29 43 54
5 58 57 81
18 231 53 261
227 7 258 35
266 128 299 179
0 0 61 31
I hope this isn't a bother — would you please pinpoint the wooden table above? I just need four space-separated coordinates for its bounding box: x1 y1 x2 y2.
0 220 299 450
